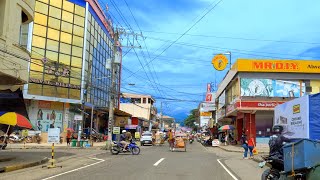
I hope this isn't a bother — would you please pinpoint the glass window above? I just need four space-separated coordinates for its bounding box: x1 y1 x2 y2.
28 83 43 96
62 11 73 23
70 67 81 78
47 28 60 41
33 24 47 37
73 25 84 37
42 85 56 97
61 21 72 33
59 77 70 84
49 6 61 19
44 74 56 81
30 59 43 72
46 39 59 52
60 32 72 44
34 13 48 26
32 35 46 48
31 47 45 59
71 57 82 68
46 50 58 61
72 35 83 47
48 17 61 30
74 15 84 27
72 46 82 57
59 42 71 54
62 1 74 12
70 78 80 85
29 70 43 79
57 87 68 98
69 89 80 99
59 54 70 66
74 5 85 17
50 0 62 8
35 1 48 15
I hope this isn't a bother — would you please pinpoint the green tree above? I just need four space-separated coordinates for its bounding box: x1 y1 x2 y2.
184 109 199 128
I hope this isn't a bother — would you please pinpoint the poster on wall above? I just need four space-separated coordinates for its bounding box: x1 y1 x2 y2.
35 109 63 132
274 95 309 139
241 78 305 97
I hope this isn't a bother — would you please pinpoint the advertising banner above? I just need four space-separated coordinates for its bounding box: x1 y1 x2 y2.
36 109 63 132
274 95 309 139
241 78 305 97
200 116 210 127
200 102 216 112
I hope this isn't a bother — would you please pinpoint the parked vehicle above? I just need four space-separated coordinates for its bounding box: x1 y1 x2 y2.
110 139 140 155
140 131 153 146
34 133 41 144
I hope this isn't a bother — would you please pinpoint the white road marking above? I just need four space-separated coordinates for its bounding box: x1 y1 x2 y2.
42 157 105 180
153 158 165 166
217 159 239 180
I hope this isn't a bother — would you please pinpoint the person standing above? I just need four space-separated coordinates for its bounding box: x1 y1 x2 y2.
241 132 249 159
168 129 174 151
248 137 255 158
224 132 228 146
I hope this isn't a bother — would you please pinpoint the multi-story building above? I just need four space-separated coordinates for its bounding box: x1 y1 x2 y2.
0 0 35 132
23 0 123 136
215 59 320 143
120 93 157 132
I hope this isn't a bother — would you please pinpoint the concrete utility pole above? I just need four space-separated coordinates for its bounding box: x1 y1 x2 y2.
160 102 163 131
107 30 119 148
107 29 143 148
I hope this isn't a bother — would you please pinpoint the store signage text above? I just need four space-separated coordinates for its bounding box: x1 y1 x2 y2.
29 78 81 90
241 101 285 108
252 61 299 71
45 66 70 77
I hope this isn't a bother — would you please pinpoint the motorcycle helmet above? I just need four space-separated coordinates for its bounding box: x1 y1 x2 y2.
122 130 127 133
272 125 284 134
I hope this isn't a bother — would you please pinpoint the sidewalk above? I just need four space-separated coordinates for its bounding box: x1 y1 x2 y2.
218 143 269 154
4 141 108 150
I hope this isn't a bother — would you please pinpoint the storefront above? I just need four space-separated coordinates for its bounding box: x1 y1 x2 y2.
26 100 71 133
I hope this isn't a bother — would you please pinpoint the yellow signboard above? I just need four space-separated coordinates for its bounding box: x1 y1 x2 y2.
235 59 320 73
200 112 212 116
135 132 140 139
212 54 228 71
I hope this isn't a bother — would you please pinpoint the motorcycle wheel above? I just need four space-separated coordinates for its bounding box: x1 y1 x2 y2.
111 146 120 155
261 169 270 180
131 147 140 155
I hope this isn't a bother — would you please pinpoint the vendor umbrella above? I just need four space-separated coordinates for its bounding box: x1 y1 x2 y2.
218 125 235 131
0 112 33 146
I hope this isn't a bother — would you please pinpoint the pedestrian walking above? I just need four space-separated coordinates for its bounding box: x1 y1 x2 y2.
168 129 174 151
248 137 255 159
66 130 72 146
241 132 249 159
224 132 228 146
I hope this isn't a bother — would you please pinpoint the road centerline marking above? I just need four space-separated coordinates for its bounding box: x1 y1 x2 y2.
41 157 105 180
153 158 165 166
217 159 238 180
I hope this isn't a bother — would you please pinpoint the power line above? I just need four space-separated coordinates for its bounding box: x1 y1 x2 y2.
124 0 224 79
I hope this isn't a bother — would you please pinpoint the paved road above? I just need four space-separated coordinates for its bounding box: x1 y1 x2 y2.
1 142 267 180
42 142 233 180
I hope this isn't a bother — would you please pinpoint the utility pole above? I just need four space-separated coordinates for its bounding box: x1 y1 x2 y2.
107 30 119 148
160 102 163 131
107 29 143 148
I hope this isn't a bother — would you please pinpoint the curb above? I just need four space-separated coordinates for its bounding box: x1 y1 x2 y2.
6 146 105 150
0 157 49 173
217 146 269 154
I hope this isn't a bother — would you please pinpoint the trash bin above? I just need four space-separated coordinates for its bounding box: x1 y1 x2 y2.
79 140 84 147
71 139 77 147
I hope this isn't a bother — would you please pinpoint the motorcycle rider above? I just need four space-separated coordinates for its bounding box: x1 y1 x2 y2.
120 130 129 151
268 125 291 160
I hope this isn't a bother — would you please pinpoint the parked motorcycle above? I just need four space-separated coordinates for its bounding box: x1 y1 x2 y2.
189 138 194 144
110 139 140 155
34 133 41 144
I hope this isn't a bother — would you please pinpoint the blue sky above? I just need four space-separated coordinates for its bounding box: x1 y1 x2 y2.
104 0 320 123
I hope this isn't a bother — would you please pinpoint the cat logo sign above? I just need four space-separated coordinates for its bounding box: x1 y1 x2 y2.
212 54 228 71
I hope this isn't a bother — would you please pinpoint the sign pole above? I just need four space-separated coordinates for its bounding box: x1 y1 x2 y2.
43 128 62 168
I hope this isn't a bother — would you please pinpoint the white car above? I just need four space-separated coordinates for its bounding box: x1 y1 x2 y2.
140 132 153 146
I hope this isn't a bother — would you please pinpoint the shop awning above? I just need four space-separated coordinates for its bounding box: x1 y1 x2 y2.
114 108 131 117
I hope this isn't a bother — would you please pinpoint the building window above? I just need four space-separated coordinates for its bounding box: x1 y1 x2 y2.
143 98 146 104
